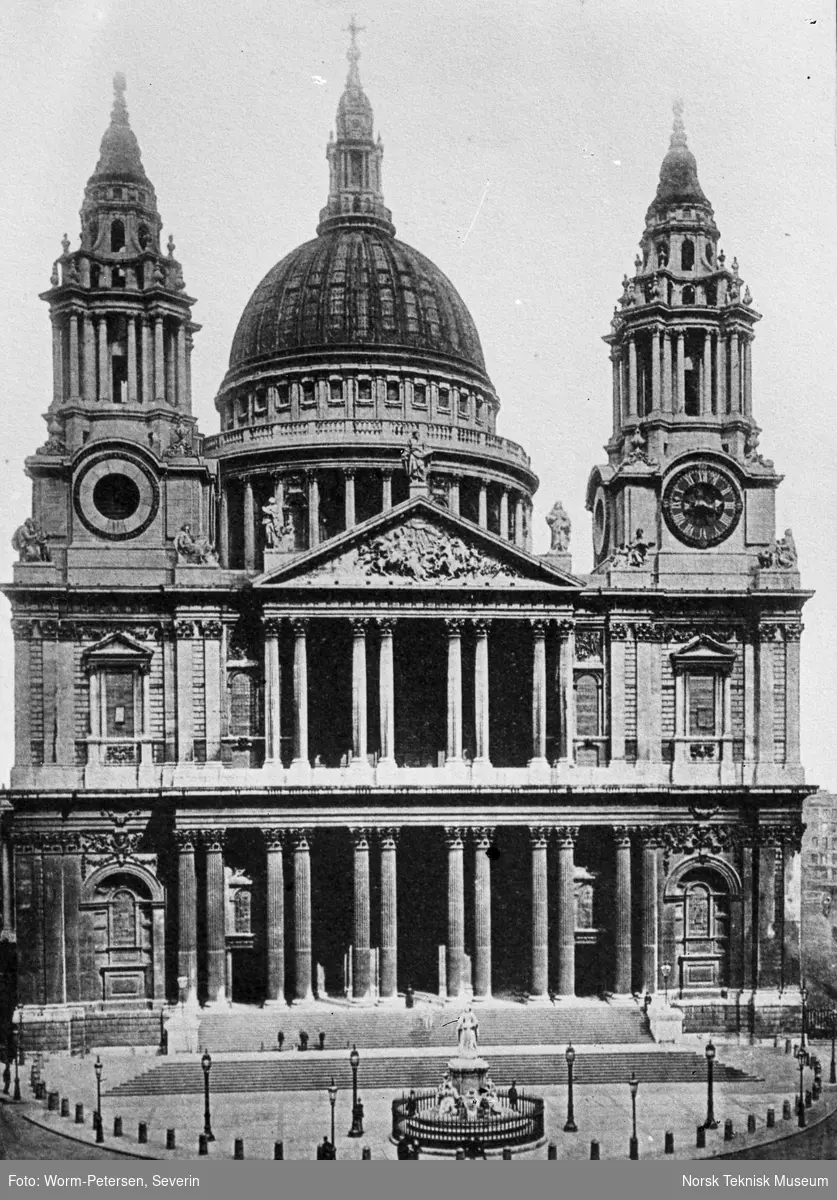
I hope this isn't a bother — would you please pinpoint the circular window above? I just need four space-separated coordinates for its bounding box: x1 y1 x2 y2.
93 474 141 521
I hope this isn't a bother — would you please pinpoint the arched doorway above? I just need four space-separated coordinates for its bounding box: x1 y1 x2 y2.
667 863 733 994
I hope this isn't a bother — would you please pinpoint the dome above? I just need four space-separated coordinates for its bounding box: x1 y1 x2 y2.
228 226 489 377
646 101 711 221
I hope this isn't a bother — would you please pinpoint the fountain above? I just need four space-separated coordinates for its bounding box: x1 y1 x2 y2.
390 1006 546 1157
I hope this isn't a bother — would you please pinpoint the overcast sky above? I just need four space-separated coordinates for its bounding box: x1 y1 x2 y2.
0 0 834 786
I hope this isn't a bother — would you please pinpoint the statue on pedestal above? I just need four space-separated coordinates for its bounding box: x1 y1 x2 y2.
174 524 218 565
455 1005 480 1056
12 517 50 562
402 430 430 485
546 501 571 552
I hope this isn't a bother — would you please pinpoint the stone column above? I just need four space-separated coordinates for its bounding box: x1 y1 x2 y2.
176 322 187 409
175 830 199 1005
127 315 137 402
219 490 230 568
529 827 549 1001
627 336 637 417
68 313 80 398
743 337 753 416
614 827 632 995
154 316 165 402
756 627 775 768
174 619 195 762
379 828 398 1000
381 470 393 511
263 617 282 766
651 327 661 410
717 332 728 415
82 313 95 401
344 468 356 529
711 330 719 414
530 620 548 768
756 832 781 990
291 619 309 767
377 619 395 765
445 828 465 1001
478 484 488 529
556 826 577 998
611 350 622 432
203 831 227 1004
448 476 460 517
445 619 463 763
472 827 494 1001
52 315 64 404
1 830 13 937
290 829 314 1002
784 626 802 766
243 478 255 572
350 619 369 766
730 332 741 413
675 331 685 412
640 832 659 995
557 620 575 764
514 496 525 548
498 489 509 540
264 829 285 1004
141 318 151 404
351 828 372 1001
662 332 673 412
98 315 109 402
473 619 491 766
609 623 627 762
307 473 320 549
701 330 712 415
781 829 803 991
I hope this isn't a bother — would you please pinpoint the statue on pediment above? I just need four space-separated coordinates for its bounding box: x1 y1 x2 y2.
546 501 571 552
758 528 797 570
402 430 430 484
262 497 294 551
12 517 51 562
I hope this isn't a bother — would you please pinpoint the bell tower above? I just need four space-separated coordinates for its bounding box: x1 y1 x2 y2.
586 103 794 590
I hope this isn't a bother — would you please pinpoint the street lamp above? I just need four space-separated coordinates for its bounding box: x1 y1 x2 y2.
703 1039 718 1130
201 1050 215 1142
796 1044 806 1129
94 1056 104 1142
348 1045 363 1137
628 1072 639 1160
829 1009 836 1086
327 1076 338 1149
12 1025 20 1103
800 982 809 1052
563 1042 578 1132
661 963 671 1005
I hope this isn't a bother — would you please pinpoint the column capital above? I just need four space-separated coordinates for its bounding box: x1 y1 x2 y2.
350 827 372 850
555 825 579 847
199 829 227 852
556 619 575 637
471 826 495 850
530 618 548 637
444 826 466 849
291 617 310 636
445 617 465 634
201 620 223 640
262 828 285 851
528 825 552 848
613 826 633 849
263 616 283 638
376 617 396 635
609 621 631 642
472 618 492 636
377 826 400 849
288 827 313 852
351 618 371 635
174 829 200 852
380 467 394 479
344 467 357 479
174 619 196 640
636 827 663 849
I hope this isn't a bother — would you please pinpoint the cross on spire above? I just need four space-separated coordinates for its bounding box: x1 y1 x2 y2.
344 14 365 80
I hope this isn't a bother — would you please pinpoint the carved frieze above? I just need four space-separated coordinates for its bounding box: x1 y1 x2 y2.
660 823 735 870
352 518 520 583
576 630 604 661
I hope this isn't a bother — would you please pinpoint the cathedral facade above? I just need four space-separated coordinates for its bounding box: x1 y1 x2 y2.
1 41 812 1050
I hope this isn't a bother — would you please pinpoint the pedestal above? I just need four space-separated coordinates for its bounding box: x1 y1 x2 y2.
448 1055 489 1097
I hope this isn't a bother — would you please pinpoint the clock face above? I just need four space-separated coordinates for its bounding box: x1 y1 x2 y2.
73 453 159 540
662 463 742 548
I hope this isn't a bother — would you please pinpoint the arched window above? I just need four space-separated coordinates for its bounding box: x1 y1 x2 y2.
682 284 696 305
90 264 101 289
229 672 255 737
137 223 151 250
110 219 126 252
112 889 137 946
575 673 601 737
680 238 695 271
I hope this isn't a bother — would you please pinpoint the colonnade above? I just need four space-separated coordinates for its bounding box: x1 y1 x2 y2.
51 309 191 407
172 823 650 1007
611 325 753 430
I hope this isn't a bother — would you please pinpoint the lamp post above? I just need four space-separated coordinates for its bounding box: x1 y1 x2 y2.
661 962 671 1005
563 1042 577 1133
829 1009 836 1086
12 1025 20 1103
94 1056 104 1142
703 1039 718 1130
348 1045 363 1137
201 1050 215 1142
327 1076 337 1150
797 1044 806 1129
628 1072 639 1160
800 982 809 1051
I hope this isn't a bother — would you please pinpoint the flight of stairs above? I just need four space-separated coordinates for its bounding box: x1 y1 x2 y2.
106 1050 760 1098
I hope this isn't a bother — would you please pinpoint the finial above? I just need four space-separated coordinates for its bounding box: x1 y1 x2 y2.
343 14 366 85
50 263 59 287
111 71 129 124
167 234 176 258
670 97 687 149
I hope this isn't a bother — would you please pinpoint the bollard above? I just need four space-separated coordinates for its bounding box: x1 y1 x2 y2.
502 1147 512 1160
747 1114 756 1134
805 1089 812 1108
724 1118 734 1142
60 1098 69 1118
199 1134 208 1157
455 1148 465 1161
664 1131 674 1155
813 1080 821 1101
234 1137 244 1160
782 1099 792 1121
590 1139 600 1160
696 1125 706 1149
361 1146 371 1160
75 1103 84 1125
547 1142 558 1160
138 1121 147 1144
274 1141 284 1160
113 1116 123 1138
48 1090 59 1112
766 1106 775 1128
785 1038 792 1055
166 1128 176 1150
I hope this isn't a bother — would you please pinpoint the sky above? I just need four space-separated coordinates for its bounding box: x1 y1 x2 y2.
0 0 834 786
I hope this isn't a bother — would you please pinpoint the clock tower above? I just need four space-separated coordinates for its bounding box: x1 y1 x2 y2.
586 103 793 590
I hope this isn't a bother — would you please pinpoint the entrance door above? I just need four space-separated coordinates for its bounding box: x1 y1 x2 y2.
673 867 730 992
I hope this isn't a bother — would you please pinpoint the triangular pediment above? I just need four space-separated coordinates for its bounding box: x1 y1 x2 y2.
81 631 153 670
670 634 736 670
255 497 584 589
